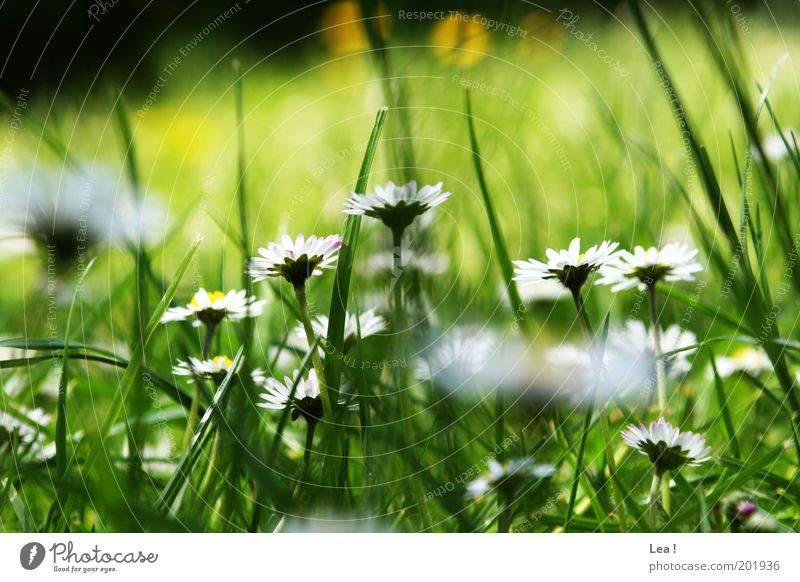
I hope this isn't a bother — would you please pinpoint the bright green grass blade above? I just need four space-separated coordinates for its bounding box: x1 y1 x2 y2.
159 346 244 511
464 89 527 332
55 257 96 479
324 106 387 394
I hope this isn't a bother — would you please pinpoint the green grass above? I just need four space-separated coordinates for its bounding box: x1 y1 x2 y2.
1 5 800 532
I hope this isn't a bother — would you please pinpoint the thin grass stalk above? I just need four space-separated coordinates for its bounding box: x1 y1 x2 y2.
391 227 432 530
569 289 627 532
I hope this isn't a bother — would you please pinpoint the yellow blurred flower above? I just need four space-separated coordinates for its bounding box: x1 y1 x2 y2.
319 1 390 55
520 10 564 63
430 12 490 68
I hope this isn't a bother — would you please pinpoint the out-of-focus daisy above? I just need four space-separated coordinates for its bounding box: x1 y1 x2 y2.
753 129 796 162
514 278 569 303
466 458 556 500
622 417 712 474
365 248 449 278
608 320 696 379
713 347 772 378
161 288 265 327
290 309 386 352
318 1 390 56
598 243 703 292
248 234 342 287
172 355 238 384
513 237 620 293
416 327 497 389
2 162 161 269
343 181 452 235
253 368 359 422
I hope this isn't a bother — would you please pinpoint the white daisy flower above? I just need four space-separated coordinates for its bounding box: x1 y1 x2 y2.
466 458 556 500
248 234 342 287
416 327 497 389
253 368 359 421
161 288 266 327
597 243 703 292
2 162 162 268
753 129 795 162
513 237 621 292
343 180 452 233
289 309 387 352
607 320 697 379
713 347 772 378
621 417 712 474
172 355 237 383
514 278 569 303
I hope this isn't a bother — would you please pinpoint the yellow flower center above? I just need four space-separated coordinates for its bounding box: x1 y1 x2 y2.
212 355 233 369
191 290 225 308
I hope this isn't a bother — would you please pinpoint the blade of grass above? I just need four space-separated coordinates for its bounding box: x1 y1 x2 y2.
708 348 741 458
464 89 528 333
324 106 387 394
159 347 244 511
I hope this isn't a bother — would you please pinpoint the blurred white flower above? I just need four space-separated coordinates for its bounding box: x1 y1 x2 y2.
343 180 452 233
161 288 266 327
597 243 703 292
365 248 449 278
514 278 569 303
753 130 796 162
0 406 53 460
2 162 162 266
248 234 342 286
621 417 712 473
416 327 497 389
607 320 696 378
713 347 772 378
173 355 237 383
289 308 386 351
466 458 556 499
513 237 620 292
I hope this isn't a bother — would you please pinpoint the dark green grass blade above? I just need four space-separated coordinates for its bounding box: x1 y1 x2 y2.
159 347 244 511
324 106 388 394
55 257 96 479
464 89 527 332
708 349 741 458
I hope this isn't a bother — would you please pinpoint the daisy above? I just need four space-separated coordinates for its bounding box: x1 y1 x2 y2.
597 243 703 292
514 278 569 303
607 320 696 379
466 458 556 500
161 288 266 327
3 162 162 268
621 417 712 474
753 129 796 162
513 237 621 293
713 347 772 378
254 368 343 422
290 309 386 352
416 327 497 389
343 180 452 234
172 355 238 384
248 234 342 287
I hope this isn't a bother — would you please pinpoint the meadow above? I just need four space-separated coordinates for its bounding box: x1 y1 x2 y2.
1 1 799 533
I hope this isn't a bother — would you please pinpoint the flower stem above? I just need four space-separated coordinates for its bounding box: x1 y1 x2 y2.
294 283 333 418
182 323 217 449
648 471 662 530
569 288 628 532
391 227 432 530
647 283 668 413
298 419 318 493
